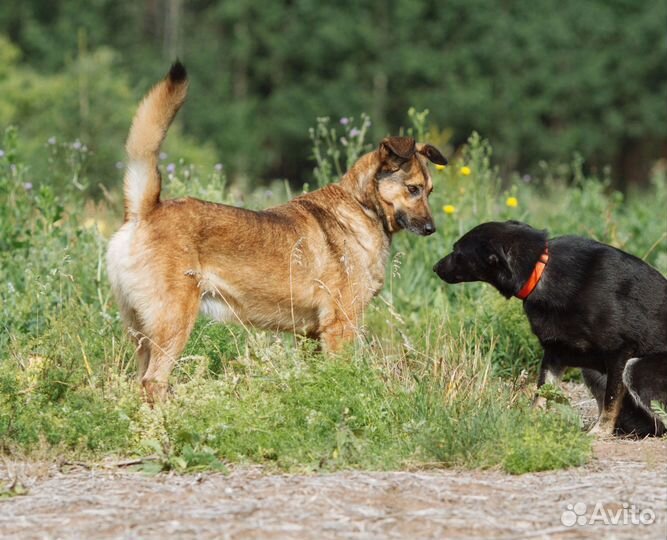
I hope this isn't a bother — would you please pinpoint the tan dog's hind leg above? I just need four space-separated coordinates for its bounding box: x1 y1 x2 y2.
117 304 152 380
140 293 200 404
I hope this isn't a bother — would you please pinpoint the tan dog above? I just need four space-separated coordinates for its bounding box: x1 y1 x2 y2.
107 62 447 402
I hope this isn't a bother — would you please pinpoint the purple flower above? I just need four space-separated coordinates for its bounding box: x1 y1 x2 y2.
349 128 360 138
166 163 176 174
72 140 82 150
0 149 4 158
159 152 168 161
339 117 349 125
522 174 532 183
48 136 56 145
23 182 32 191
214 163 224 172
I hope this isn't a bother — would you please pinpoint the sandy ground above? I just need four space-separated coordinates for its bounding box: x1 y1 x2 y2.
1 386 665 540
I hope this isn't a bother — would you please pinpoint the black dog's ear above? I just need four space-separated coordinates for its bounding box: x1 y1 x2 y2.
417 143 448 166
488 246 516 297
487 251 511 276
379 136 416 166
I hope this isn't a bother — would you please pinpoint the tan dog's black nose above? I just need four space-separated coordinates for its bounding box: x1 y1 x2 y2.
423 222 436 235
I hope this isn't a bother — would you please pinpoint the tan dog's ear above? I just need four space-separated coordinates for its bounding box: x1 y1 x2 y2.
379 136 416 165
416 143 448 166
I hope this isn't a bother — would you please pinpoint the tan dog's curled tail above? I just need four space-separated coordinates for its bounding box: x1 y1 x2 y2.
123 61 189 221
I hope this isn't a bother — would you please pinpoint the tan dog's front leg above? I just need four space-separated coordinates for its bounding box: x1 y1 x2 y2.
319 319 357 353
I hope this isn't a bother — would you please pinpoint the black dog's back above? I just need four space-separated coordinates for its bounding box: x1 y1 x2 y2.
524 235 667 359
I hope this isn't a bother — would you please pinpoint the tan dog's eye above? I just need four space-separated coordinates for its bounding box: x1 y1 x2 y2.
407 185 422 196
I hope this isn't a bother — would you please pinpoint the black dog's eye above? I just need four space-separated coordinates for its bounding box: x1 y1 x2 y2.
407 185 421 196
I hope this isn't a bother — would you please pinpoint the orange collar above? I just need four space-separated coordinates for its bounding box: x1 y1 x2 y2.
515 247 549 300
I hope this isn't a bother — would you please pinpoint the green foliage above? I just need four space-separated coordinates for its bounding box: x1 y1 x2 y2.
310 114 373 188
2 121 665 473
0 37 218 196
502 412 590 474
1 1 665 186
536 383 570 406
651 401 667 427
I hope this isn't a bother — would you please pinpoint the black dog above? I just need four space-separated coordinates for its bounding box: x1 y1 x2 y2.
433 220 667 436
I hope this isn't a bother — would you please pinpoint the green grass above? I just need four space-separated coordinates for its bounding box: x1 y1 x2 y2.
1 117 665 473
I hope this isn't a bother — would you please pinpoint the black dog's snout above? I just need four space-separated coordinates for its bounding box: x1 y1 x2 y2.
433 257 445 275
433 255 455 282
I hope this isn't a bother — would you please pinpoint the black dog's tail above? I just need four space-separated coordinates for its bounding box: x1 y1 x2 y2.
622 354 667 434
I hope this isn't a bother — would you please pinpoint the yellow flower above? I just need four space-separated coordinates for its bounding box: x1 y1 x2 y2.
435 164 446 171
506 196 518 208
83 217 108 235
460 166 471 176
443 204 457 215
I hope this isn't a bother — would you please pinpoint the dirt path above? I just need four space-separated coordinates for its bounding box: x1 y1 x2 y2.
1 385 666 539
1 438 665 540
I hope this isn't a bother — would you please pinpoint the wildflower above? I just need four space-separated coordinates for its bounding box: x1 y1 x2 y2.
349 127 360 138
0 149 4 158
443 204 457 215
214 163 224 172
460 166 471 176
339 117 349 125
115 161 125 170
166 163 176 174
23 182 33 191
47 136 56 145
435 164 446 171
522 174 532 183
72 140 82 150
159 152 168 160
506 196 518 208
